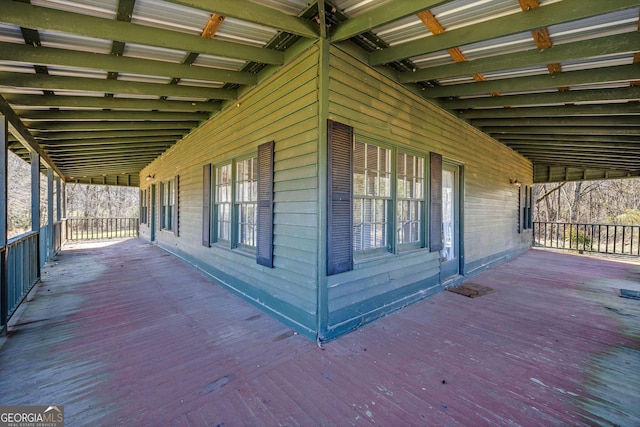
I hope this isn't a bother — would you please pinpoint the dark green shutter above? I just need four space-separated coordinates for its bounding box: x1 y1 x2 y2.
327 119 353 276
429 152 443 252
159 181 165 229
174 175 179 237
526 185 533 230
518 186 523 234
202 164 211 247
257 141 274 268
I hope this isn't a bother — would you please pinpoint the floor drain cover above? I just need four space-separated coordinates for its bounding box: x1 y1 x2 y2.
448 283 496 298
620 289 640 300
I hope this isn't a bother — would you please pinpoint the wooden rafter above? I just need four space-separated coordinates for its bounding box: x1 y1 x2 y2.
202 13 225 39
417 10 499 95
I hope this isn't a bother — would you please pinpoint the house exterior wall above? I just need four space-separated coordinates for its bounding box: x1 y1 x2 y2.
324 45 532 338
138 41 533 341
139 45 321 338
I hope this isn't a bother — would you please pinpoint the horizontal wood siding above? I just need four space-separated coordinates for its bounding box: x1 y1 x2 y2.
139 46 320 334
327 46 532 333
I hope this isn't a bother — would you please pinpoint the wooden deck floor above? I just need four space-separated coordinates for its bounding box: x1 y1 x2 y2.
1 239 639 426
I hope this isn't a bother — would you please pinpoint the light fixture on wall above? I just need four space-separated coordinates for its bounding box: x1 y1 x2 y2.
510 177 522 187
146 173 155 182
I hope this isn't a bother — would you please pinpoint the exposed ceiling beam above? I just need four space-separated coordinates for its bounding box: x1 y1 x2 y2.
0 0 284 65
40 136 179 146
330 0 457 42
0 72 237 100
472 117 640 128
32 130 185 140
28 121 197 132
485 126 640 136
425 64 639 98
18 110 209 122
440 86 640 109
503 140 640 149
3 94 221 113
457 103 640 119
162 0 318 38
0 42 257 86
401 32 640 83
0 94 64 178
53 156 161 165
47 142 171 154
51 147 166 159
370 0 639 65
495 134 640 144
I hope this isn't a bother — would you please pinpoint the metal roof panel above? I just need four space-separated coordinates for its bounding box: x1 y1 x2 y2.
30 0 118 19
131 0 210 35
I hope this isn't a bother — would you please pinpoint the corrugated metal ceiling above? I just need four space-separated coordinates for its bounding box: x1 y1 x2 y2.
0 0 638 185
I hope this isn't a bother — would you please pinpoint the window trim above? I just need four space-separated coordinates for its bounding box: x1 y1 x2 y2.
160 178 174 231
234 154 258 251
213 162 232 245
353 134 427 259
396 150 426 251
209 152 259 253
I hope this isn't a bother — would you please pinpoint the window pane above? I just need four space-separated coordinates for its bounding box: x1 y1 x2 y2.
236 157 257 247
215 164 232 241
397 153 424 245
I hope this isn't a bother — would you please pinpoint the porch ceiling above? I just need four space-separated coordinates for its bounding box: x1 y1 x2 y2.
0 0 638 186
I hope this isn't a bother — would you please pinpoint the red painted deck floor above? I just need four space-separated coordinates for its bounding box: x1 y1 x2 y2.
1 239 639 426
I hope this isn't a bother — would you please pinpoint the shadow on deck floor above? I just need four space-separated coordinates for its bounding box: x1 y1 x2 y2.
1 239 639 426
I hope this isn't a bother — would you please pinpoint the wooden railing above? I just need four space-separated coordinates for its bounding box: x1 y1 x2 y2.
66 218 139 240
533 222 640 256
3 231 40 325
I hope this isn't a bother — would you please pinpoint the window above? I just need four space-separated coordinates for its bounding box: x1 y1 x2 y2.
160 178 176 231
215 164 232 241
140 188 148 225
236 157 258 248
353 139 425 254
520 185 533 232
397 153 424 246
353 141 391 252
206 142 273 265
326 120 430 275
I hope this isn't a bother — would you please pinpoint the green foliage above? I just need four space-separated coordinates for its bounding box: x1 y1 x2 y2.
611 209 640 225
564 227 591 246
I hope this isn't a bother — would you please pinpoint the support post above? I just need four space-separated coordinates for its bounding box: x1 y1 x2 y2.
1 115 8 330
47 168 53 261
31 152 40 274
55 176 61 222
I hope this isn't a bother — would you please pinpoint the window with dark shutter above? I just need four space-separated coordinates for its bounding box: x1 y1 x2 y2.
174 175 179 237
429 152 443 252
202 164 211 247
256 141 274 267
327 119 353 275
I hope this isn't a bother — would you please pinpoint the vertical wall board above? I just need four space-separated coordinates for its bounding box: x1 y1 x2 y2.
138 45 321 334
325 45 533 339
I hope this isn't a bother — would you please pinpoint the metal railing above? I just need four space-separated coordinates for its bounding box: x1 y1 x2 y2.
66 218 139 240
5 231 40 321
534 222 640 256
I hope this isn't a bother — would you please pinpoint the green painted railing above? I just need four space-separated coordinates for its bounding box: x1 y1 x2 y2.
66 218 139 240
5 231 40 324
534 222 640 256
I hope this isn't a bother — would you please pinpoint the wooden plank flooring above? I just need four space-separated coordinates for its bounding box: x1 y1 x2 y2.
1 239 638 426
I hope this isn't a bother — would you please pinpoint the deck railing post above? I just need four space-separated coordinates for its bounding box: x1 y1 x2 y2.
532 221 639 257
